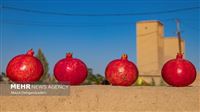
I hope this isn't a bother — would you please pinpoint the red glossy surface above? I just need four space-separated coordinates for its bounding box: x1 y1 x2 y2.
105 54 138 86
54 53 88 85
162 53 196 87
6 49 44 83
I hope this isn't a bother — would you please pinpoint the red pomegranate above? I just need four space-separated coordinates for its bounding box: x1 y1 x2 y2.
162 53 196 87
105 54 138 86
54 53 88 85
6 49 44 83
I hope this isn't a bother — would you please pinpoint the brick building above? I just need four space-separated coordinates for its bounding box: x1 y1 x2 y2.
136 20 184 85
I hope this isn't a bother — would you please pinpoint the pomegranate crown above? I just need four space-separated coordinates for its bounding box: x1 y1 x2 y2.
121 54 128 60
176 53 183 59
26 49 34 56
66 52 73 58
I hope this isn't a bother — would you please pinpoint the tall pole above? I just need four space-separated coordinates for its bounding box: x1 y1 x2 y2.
176 19 182 54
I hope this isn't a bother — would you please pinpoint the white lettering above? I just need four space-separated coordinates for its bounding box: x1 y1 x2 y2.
10 84 31 89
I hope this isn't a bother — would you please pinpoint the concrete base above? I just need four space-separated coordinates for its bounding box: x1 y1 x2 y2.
0 86 199 112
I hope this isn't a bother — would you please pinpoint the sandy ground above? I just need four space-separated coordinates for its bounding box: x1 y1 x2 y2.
0 75 199 112
0 86 199 112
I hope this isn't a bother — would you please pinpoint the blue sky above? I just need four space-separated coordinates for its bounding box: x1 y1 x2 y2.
0 0 199 75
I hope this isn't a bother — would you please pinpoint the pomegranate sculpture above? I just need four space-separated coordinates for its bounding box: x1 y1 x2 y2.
162 53 196 87
105 54 138 86
6 49 44 83
54 53 88 85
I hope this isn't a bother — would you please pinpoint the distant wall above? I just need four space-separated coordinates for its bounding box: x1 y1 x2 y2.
136 20 185 76
163 38 185 63
136 20 186 84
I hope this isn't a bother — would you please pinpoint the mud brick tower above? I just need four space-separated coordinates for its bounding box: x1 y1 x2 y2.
136 20 184 85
